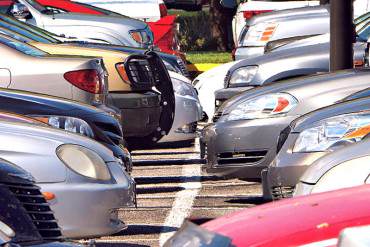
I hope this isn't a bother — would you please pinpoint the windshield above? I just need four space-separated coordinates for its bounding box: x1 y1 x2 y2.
0 14 60 43
0 26 32 42
23 0 47 12
74 2 128 17
0 35 47 56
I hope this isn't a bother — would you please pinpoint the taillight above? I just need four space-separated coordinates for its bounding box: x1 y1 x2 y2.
116 63 130 83
64 69 102 94
243 10 272 20
160 3 167 17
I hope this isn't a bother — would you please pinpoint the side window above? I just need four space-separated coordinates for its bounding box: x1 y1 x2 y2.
343 89 370 101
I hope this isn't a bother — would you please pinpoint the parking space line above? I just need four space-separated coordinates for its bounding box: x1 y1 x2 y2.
158 141 202 246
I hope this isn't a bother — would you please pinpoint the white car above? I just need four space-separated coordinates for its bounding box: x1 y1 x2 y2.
159 71 202 143
193 61 239 122
74 0 166 22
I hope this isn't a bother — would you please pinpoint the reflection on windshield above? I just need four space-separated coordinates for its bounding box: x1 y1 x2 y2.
23 0 47 12
0 35 46 56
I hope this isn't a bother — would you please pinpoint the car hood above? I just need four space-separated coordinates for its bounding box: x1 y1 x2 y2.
219 69 370 115
194 61 239 89
0 121 115 183
199 185 370 247
46 12 147 30
292 95 370 132
247 5 328 26
273 33 329 52
300 139 370 184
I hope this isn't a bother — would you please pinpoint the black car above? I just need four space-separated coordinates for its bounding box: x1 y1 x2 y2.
0 158 77 246
0 88 132 172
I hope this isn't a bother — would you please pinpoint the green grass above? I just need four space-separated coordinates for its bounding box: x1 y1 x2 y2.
186 51 232 64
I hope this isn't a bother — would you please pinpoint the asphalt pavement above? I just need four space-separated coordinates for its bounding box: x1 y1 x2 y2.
80 139 263 247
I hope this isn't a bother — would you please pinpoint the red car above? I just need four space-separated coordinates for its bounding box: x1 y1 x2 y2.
33 0 182 56
166 185 370 247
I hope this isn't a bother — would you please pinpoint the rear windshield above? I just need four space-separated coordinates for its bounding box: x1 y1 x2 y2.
0 35 46 56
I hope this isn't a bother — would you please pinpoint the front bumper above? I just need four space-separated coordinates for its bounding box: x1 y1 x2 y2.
200 116 296 180
159 94 202 143
266 134 328 200
40 161 136 239
234 46 265 61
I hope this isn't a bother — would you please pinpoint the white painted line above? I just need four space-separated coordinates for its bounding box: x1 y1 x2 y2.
158 139 202 246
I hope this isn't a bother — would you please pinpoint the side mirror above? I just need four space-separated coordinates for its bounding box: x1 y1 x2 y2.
10 3 32 20
220 0 237 9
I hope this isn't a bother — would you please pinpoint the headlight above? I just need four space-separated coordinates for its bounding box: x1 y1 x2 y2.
220 93 298 122
293 113 370 153
129 28 153 46
31 116 94 138
172 78 197 97
0 221 15 239
242 22 278 44
311 156 370 194
229 66 258 86
57 144 111 180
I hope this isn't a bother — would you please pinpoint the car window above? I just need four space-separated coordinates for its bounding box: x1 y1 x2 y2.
342 88 370 102
0 14 60 42
0 20 53 43
0 35 46 56
358 25 370 41
23 0 47 12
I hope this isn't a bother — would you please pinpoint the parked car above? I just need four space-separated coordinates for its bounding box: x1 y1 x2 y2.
0 33 108 106
235 5 329 60
201 69 370 181
32 0 182 56
2 0 153 48
232 0 319 45
193 61 239 122
166 185 370 247
266 95 370 199
159 71 202 144
0 88 132 172
0 118 136 238
0 21 177 146
216 41 366 107
0 158 69 246
294 139 370 198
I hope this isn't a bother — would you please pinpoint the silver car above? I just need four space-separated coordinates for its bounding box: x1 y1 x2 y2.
235 5 329 60
0 119 136 239
159 71 202 144
294 139 370 197
0 34 108 105
5 0 153 48
267 94 370 199
216 41 366 106
201 69 370 181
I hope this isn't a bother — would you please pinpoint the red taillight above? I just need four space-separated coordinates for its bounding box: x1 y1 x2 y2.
64 69 102 94
243 10 272 19
160 3 167 17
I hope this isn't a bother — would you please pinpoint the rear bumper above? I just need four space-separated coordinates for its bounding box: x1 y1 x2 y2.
108 92 162 138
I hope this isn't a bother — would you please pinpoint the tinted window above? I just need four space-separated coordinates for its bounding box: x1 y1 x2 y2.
342 89 370 101
0 35 46 56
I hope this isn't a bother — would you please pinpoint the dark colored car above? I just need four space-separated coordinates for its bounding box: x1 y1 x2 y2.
0 88 132 172
0 158 76 246
164 0 208 11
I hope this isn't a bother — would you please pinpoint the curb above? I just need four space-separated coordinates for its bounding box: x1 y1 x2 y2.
187 63 221 72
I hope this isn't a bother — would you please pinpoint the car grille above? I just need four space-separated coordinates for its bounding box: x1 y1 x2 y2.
271 186 295 200
124 56 156 89
5 182 63 241
216 150 268 166
276 126 291 154
177 58 190 78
